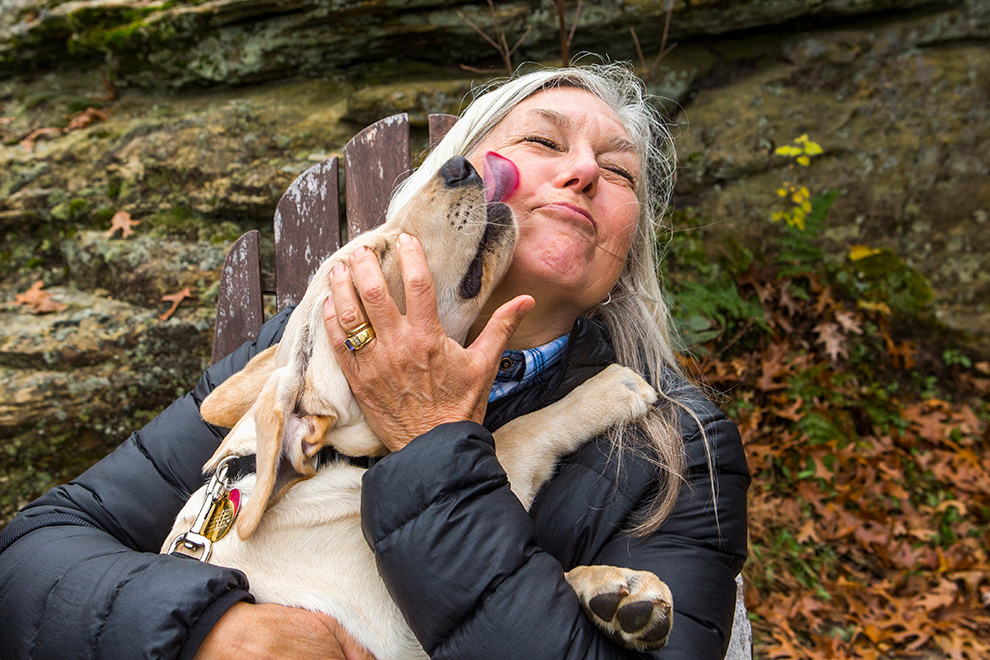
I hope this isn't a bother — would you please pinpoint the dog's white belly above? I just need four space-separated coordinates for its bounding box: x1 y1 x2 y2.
167 464 427 660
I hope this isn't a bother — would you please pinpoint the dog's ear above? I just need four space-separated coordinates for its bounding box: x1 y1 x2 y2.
235 388 337 540
200 345 278 428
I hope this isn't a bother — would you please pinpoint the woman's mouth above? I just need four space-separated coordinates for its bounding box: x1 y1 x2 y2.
539 202 596 233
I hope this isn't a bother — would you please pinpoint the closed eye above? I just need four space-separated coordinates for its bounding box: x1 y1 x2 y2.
524 135 561 150
604 165 637 187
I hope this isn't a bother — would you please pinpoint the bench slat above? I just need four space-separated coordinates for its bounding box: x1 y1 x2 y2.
211 230 263 365
274 156 342 310
344 114 411 239
428 114 458 151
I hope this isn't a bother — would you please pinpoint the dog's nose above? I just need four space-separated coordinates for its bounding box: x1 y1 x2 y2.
439 156 482 188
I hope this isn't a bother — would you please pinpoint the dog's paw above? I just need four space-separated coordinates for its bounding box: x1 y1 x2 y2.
591 364 658 420
565 564 673 652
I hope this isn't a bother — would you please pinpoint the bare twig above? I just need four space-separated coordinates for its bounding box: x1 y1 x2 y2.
457 10 503 53
550 0 583 64
651 0 676 73
567 0 583 49
659 0 673 57
456 0 529 75
630 26 647 71
630 0 677 81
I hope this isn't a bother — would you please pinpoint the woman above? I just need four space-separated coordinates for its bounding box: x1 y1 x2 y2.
0 64 748 659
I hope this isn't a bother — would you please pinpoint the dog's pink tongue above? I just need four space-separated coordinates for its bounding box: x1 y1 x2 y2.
484 152 519 203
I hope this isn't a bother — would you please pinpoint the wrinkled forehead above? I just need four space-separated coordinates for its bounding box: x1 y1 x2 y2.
503 86 631 139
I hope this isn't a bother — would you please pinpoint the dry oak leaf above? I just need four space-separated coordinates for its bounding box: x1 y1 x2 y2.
834 309 863 335
814 321 848 362
65 107 108 132
13 280 68 314
105 211 141 238
19 107 108 152
19 127 62 152
159 287 194 321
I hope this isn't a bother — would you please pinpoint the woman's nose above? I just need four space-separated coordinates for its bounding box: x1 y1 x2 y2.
557 148 599 195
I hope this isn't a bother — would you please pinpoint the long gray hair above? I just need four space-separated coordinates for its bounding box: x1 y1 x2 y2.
388 62 703 534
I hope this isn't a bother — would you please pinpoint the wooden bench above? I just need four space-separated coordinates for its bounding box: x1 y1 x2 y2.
210 112 457 364
208 111 752 659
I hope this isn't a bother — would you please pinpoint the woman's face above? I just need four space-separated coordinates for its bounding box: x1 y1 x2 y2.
468 87 641 323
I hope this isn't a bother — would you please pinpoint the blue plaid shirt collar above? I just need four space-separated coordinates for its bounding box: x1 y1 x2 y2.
488 333 570 403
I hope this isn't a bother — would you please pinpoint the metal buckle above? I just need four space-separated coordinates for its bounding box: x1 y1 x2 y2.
168 456 237 562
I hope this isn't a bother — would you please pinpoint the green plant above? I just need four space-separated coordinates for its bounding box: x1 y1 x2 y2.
772 134 824 230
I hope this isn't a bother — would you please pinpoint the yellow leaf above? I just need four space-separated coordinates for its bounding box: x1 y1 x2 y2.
795 134 810 143
797 155 811 166
776 188 788 197
857 300 892 315
801 201 812 213
849 245 882 261
804 141 823 155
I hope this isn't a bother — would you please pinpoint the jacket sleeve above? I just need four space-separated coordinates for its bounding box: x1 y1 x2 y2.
360 401 749 659
361 421 634 659
0 308 292 660
592 401 750 659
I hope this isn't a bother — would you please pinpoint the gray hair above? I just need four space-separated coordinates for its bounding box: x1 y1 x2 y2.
388 63 701 534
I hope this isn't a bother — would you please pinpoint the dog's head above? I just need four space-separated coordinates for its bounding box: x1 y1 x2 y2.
200 153 520 539
371 152 519 343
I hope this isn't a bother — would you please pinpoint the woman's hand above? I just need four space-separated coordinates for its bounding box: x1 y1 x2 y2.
193 602 375 660
323 233 533 452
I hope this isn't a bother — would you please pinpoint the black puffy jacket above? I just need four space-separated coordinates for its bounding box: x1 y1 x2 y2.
0 310 749 660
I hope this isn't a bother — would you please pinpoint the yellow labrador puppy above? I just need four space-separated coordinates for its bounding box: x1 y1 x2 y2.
164 154 673 657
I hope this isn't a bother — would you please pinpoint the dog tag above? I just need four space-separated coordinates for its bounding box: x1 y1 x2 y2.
203 488 240 542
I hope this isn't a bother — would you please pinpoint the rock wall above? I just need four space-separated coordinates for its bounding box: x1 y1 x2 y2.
1 0 988 522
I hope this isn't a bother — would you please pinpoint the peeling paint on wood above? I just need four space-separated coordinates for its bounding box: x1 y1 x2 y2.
212 113 455 363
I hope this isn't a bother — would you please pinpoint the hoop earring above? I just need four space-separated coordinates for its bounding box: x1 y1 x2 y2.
602 291 612 306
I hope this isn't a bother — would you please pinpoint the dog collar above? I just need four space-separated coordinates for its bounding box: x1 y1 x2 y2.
219 446 378 482
169 448 377 562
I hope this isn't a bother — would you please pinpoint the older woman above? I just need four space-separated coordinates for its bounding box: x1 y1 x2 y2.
0 64 748 660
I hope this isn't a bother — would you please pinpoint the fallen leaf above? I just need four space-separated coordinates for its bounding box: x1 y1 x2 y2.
883 333 916 369
834 309 863 335
65 107 108 132
778 281 801 317
105 210 141 238
814 321 848 362
917 579 958 612
850 245 882 261
796 519 819 544
19 127 62 152
159 287 194 321
13 280 68 314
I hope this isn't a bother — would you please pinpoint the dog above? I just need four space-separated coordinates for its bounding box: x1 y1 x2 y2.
164 153 674 656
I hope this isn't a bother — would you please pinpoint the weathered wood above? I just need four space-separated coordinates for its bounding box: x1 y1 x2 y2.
428 113 458 151
212 113 459 363
274 156 341 310
343 113 410 240
211 230 264 365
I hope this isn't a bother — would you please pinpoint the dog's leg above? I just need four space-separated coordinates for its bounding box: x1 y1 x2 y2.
493 364 674 652
493 364 657 509
565 565 673 652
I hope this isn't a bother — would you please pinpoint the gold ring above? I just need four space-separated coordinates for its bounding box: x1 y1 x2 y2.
344 323 376 351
